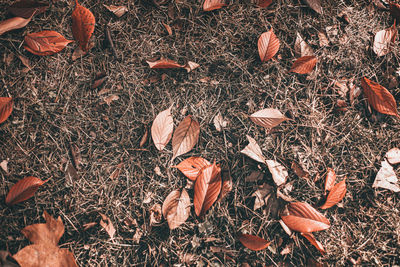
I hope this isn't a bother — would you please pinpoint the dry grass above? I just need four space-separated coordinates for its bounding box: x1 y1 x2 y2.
1 0 400 266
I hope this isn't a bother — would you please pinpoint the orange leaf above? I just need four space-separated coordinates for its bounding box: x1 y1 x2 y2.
151 105 174 150
24 31 74 56
162 188 191 229
281 202 330 233
255 0 273 8
361 77 398 117
171 115 200 161
301 233 325 255
173 157 210 181
258 29 280 62
390 2 400 22
238 233 271 251
5 176 48 206
250 108 288 129
320 178 346 209
194 163 222 217
0 97 13 124
324 168 336 193
146 58 183 69
373 22 397 57
8 0 48 19
203 0 228 11
0 16 32 36
71 0 95 52
289 56 317 74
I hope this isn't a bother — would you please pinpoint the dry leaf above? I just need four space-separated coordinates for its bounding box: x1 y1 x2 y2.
203 0 228 11
70 143 81 170
183 61 200 73
246 170 264 182
0 159 8 172
373 22 397 57
324 168 336 193
213 113 227 132
18 54 31 71
266 160 288 186
250 108 288 129
171 115 200 161
103 4 128 17
104 94 119 105
8 0 48 19
162 22 173 36
334 80 349 98
146 58 183 69
252 183 273 210
6 176 49 206
65 163 79 183
291 161 310 180
304 0 322 14
390 2 400 22
258 29 280 62
140 128 148 147
162 188 191 229
238 234 271 251
99 213 116 239
150 203 162 225
361 77 398 117
318 30 330 47
295 32 314 57
218 169 232 201
320 178 346 209
301 233 325 255
71 46 87 60
72 0 95 51
151 106 174 151
386 147 400 164
21 211 64 245
289 56 317 74
110 163 124 179
373 160 400 192
254 0 273 8
279 219 292 236
0 97 13 124
0 16 33 36
173 156 210 181
24 31 74 56
241 135 266 164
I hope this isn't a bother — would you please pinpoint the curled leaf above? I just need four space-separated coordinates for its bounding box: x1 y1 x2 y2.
250 108 288 129
304 0 322 14
241 135 266 164
0 97 13 124
203 0 228 11
103 4 128 18
320 178 346 209
24 31 74 56
151 106 174 151
238 233 271 251
373 22 397 57
289 56 317 74
171 115 200 161
258 29 280 62
162 189 190 229
6 176 49 206
324 168 336 193
8 0 48 19
173 157 210 181
99 213 116 239
72 0 95 51
0 16 32 36
301 233 325 255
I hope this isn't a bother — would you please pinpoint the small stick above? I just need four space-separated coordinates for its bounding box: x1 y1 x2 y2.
105 23 118 60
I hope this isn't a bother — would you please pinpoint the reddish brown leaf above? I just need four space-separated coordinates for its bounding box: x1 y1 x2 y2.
6 176 49 206
99 213 116 239
250 108 288 129
162 188 191 229
24 31 73 56
301 233 326 255
173 157 210 181
171 115 200 161
0 16 32 36
291 161 310 180
146 58 183 69
304 0 322 14
8 0 48 19
289 56 317 74
373 22 397 56
71 0 95 52
258 29 280 62
361 77 398 117
194 163 222 217
255 0 273 8
151 105 174 151
324 168 336 193
218 169 232 201
390 2 400 22
0 97 13 124
238 233 271 251
320 178 346 209
203 0 228 11
281 202 330 233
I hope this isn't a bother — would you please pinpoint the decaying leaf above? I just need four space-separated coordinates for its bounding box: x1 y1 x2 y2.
0 160 8 173
150 203 163 226
6 176 49 206
252 183 273 210
162 188 191 229
0 16 33 36
324 168 336 193
238 233 271 251
320 178 346 209
162 22 173 36
254 0 273 8
21 211 64 245
213 113 227 132
246 170 264 182
291 161 310 180
304 0 323 14
24 31 74 56
295 32 314 57
72 0 95 51
250 108 288 129
173 156 210 181
203 0 228 11
151 105 174 151
219 168 232 201
171 115 200 161
386 147 400 164
373 160 400 192
390 2 400 22
318 30 329 47
65 163 79 184
8 0 48 19
99 213 116 239
373 22 397 57
266 160 288 186
361 77 398 117
289 56 317 74
110 163 124 179
301 233 325 255
146 58 183 69
104 94 119 105
183 61 200 73
241 135 266 164
103 4 128 17
0 97 13 124
258 29 280 62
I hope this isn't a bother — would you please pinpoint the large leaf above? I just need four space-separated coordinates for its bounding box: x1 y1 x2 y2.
173 157 210 181
151 106 174 150
171 115 200 161
0 97 13 124
266 160 288 186
146 58 183 69
203 0 228 11
238 233 271 251
320 178 346 209
6 176 49 206
304 0 322 14
241 135 266 164
289 56 317 74
324 168 336 193
0 16 32 36
71 0 95 51
281 202 330 233
24 31 74 56
373 160 400 192
258 29 280 62
250 108 288 129
373 22 397 57
194 163 222 217
301 233 325 255
162 189 191 229
8 0 48 19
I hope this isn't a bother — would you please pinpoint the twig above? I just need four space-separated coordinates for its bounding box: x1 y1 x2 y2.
105 23 118 60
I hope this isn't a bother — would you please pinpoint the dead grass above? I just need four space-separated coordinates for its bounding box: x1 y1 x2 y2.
1 0 400 266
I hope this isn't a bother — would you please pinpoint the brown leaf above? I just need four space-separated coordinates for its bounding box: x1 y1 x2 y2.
289 56 317 74
104 94 119 105
194 163 222 217
304 0 322 14
241 135 266 164
390 2 400 22
213 113 227 132
162 22 173 36
250 108 288 129
386 147 400 164
0 97 13 124
8 0 48 19
103 4 128 18
110 163 124 180
99 213 116 239
245 170 264 183
251 183 273 210
149 203 162 226
173 156 210 181
218 168 232 201
324 168 336 193
295 32 314 57
203 0 228 11
70 143 81 170
6 176 48 206
254 0 273 8
0 16 33 36
162 188 191 229
373 22 397 57
258 29 280 62
65 163 79 183
301 233 325 255
280 202 330 233
139 128 148 147
183 61 200 73
18 54 31 70
71 46 87 61
24 31 73 56
151 105 174 151
361 77 398 117
320 178 346 209
171 115 200 161
91 73 107 89
238 233 271 251
146 58 183 69
318 30 330 47
291 161 310 180
266 160 288 186
72 0 95 51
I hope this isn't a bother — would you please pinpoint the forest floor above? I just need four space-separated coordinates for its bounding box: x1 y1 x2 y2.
1 0 400 266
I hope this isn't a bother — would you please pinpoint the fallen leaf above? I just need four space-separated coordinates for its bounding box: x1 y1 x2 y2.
70 143 81 170
291 161 310 180
0 159 8 172
246 170 264 182
3 52 14 66
213 113 227 132
203 0 228 11
252 183 273 210
258 29 280 62
162 22 173 36
301 233 325 255
289 56 317 74
373 22 397 57
183 61 200 73
110 163 124 179
361 77 398 117
279 219 292 236
295 32 314 57
304 0 322 14
150 203 162 226
250 108 288 129
171 115 200 161
162 188 191 229
386 147 400 164
6 176 49 206
324 168 336 193
281 202 330 233
104 94 119 105
8 0 48 19
83 222 97 230
373 160 400 192
334 80 349 98
322 179 347 210
146 58 183 69
254 0 273 8
139 127 148 147
173 157 210 181
218 168 232 201
0 97 13 124
71 46 87 61
318 30 330 47
390 2 400 22
65 163 79 183
99 213 116 239
0 16 33 36
18 54 31 70
24 31 73 56
103 4 128 17
151 105 174 151
21 211 64 245
241 135 266 164
72 0 95 51
266 160 288 186
238 233 271 251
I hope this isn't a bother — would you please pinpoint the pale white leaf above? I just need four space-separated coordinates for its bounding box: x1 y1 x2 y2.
373 160 400 192
241 135 266 164
386 148 400 165
373 23 397 57
151 105 174 151
250 108 288 129
266 160 288 186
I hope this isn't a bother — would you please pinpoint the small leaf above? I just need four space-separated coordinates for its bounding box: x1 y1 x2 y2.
24 31 74 56
291 161 310 180
251 183 273 210
8 0 48 19
173 157 210 181
258 29 280 62
0 16 32 36
241 135 266 164
171 115 200 161
320 178 346 209
151 106 174 151
238 234 271 251
250 108 288 129
254 0 273 8
72 0 95 51
99 213 116 239
386 147 400 164
295 32 314 57
289 56 317 74
103 4 128 18
162 188 191 229
373 22 397 57
203 0 228 11
6 176 48 206
218 169 232 201
361 77 398 117
0 97 13 124
183 61 200 73
373 160 400 192
301 233 325 255
146 58 183 69
324 168 336 193
304 0 322 14
266 160 288 186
